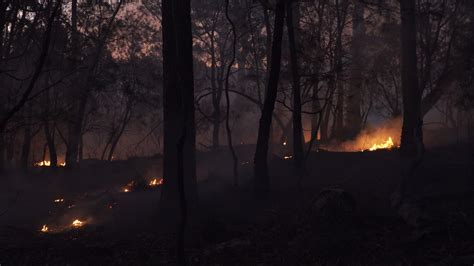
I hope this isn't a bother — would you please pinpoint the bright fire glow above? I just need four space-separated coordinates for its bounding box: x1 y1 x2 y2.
283 141 287 146
54 198 64 203
72 219 84 227
34 160 66 167
366 137 395 151
283 155 293 160
149 178 164 187
34 160 51 167
41 225 48 232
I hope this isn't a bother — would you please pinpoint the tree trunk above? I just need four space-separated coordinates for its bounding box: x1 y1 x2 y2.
161 0 196 206
0 128 4 172
254 0 285 196
400 0 423 156
345 0 365 139
20 108 32 172
44 121 57 169
286 0 304 178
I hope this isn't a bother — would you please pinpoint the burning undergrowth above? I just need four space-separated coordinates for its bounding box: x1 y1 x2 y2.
321 118 401 152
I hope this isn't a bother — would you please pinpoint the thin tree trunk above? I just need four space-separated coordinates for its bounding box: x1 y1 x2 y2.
20 107 32 172
254 0 285 196
44 121 57 169
345 0 365 139
286 0 304 179
224 0 239 186
107 106 132 161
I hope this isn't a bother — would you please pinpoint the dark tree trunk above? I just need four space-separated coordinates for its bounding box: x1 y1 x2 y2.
0 128 4 172
20 108 32 172
345 0 365 139
161 0 196 206
44 121 57 169
286 0 304 177
311 75 321 140
400 0 423 157
254 0 285 196
161 0 196 264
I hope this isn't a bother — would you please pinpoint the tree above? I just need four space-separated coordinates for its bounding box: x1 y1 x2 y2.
161 0 196 263
399 0 423 156
254 0 286 196
286 0 304 179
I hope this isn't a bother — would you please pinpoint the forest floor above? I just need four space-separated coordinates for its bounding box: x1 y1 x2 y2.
0 144 473 265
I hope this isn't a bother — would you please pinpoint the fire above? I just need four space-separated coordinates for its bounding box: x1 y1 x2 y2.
366 137 395 151
41 225 49 232
283 141 287 146
54 198 64 203
149 177 163 187
72 219 84 227
122 181 135 192
33 160 66 167
283 155 293 160
34 160 51 167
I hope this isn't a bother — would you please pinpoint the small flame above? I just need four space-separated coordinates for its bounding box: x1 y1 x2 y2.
149 178 163 187
72 219 84 227
283 141 287 146
54 198 64 203
34 160 51 167
34 160 66 167
283 155 293 160
367 137 395 151
123 188 129 192
41 224 48 232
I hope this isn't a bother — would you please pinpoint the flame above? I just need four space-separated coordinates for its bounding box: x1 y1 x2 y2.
283 141 287 146
34 160 66 167
283 155 293 160
122 181 135 192
367 137 395 151
41 225 49 232
149 178 163 187
72 219 84 227
54 198 64 203
34 160 51 167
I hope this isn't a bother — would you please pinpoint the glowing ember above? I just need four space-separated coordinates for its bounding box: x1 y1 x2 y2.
283 155 293 160
41 225 49 232
34 160 66 167
367 137 395 151
72 219 84 227
283 141 287 146
34 160 51 167
121 181 135 193
53 198 64 203
149 178 164 187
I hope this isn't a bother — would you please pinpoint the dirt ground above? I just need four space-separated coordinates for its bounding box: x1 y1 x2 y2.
0 144 473 265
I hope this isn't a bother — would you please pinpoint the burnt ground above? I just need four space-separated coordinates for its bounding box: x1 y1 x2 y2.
0 145 473 265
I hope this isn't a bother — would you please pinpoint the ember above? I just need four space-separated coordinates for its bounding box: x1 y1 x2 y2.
33 160 66 167
121 181 135 193
34 160 51 167
149 177 163 187
40 225 48 232
72 219 85 227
